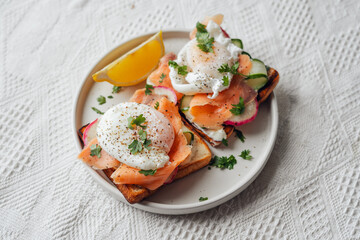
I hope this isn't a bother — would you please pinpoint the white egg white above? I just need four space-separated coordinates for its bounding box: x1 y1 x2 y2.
96 102 175 170
169 20 242 99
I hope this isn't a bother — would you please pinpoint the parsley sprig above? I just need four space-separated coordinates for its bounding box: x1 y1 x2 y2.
128 114 147 130
196 22 214 53
230 97 245 115
199 197 208 202
145 84 154 95
168 60 188 76
222 76 229 86
139 169 157 176
97 95 106 105
90 144 102 158
235 129 245 142
127 115 152 154
221 138 228 146
209 155 237 170
239 150 252 160
154 101 159 110
112 86 121 94
159 73 166 83
218 62 239 75
91 107 104 115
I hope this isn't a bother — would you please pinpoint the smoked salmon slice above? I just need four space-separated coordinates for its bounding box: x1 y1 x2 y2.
111 130 190 190
78 138 120 169
189 76 257 129
147 53 184 101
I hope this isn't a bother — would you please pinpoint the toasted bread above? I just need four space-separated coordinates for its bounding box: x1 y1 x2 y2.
102 121 212 204
179 67 279 147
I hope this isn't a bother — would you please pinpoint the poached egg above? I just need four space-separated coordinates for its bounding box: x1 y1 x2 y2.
169 20 242 99
97 102 174 170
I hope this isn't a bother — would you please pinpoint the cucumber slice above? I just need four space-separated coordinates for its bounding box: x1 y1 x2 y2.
245 59 268 90
183 131 194 145
241 51 252 59
231 39 243 49
180 95 193 112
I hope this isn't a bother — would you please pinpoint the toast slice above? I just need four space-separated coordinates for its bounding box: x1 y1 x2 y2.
102 121 211 204
179 67 279 147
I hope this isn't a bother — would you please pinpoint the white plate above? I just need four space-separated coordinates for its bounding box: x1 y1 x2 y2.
72 31 278 215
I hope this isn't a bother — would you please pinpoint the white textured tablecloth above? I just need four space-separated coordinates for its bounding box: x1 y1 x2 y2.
1 0 359 239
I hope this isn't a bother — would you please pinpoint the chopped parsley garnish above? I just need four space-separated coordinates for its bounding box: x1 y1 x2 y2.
218 62 239 75
209 155 237 170
90 144 102 158
112 86 121 94
221 138 228 146
196 22 214 53
91 107 104 115
108 95 113 99
168 60 188 76
145 84 154 95
239 150 252 160
128 114 147 130
235 129 245 142
139 169 157 176
230 97 245 115
128 115 151 153
159 73 166 83
128 140 142 154
138 128 147 141
222 76 229 86
154 101 159 110
143 139 151 150
199 197 208 202
97 95 106 105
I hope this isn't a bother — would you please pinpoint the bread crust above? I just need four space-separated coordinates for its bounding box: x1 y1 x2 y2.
102 121 212 204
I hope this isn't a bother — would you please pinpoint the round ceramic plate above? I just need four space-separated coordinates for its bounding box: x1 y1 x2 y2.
73 30 278 215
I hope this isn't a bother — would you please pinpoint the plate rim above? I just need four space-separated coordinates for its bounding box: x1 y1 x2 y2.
72 30 279 215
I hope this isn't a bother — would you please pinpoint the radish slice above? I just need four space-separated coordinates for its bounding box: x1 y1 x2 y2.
220 27 230 38
153 86 177 104
224 99 258 126
164 167 178 184
83 118 98 146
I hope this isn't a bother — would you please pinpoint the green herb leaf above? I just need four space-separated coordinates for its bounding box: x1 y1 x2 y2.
154 101 159 110
145 84 154 95
168 60 188 76
139 169 157 176
127 117 134 130
239 149 252 160
90 144 102 158
218 62 239 75
160 73 166 83
112 86 121 94
199 197 208 202
143 139 151 150
234 129 245 142
195 22 214 53
196 22 207 33
128 140 142 154
221 138 228 146
209 155 237 170
222 75 229 86
138 128 147 141
132 114 146 129
230 97 245 115
177 65 188 76
108 95 113 99
97 95 106 105
91 107 104 115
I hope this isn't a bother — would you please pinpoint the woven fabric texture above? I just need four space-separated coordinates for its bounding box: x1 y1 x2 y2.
0 0 359 239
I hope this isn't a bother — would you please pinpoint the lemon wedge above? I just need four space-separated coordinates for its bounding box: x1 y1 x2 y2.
93 31 165 86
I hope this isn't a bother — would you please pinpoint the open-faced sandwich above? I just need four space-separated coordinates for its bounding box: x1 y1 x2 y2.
77 14 279 203
147 14 279 146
